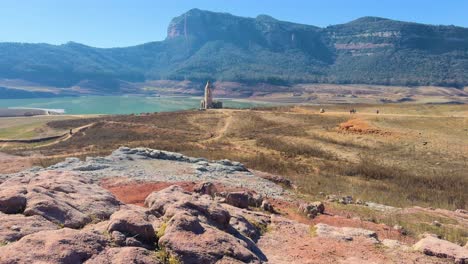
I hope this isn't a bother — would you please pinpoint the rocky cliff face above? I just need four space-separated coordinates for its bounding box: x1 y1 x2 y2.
1 9 468 94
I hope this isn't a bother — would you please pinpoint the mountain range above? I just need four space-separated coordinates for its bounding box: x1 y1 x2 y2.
1 8 467 96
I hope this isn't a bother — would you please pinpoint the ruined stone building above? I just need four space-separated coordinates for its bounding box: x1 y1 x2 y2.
200 81 222 109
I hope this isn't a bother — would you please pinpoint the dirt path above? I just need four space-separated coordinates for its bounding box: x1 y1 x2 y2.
32 123 95 148
205 111 233 142
291 108 467 118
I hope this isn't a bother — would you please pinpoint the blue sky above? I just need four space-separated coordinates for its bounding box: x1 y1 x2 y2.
0 0 466 48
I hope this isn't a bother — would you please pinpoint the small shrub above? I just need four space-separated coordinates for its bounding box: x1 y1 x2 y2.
157 222 167 239
256 136 335 160
156 247 181 264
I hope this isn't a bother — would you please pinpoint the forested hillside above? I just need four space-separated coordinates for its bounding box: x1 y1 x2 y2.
0 9 467 92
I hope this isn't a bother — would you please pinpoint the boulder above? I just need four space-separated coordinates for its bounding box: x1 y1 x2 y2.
339 196 354 204
247 193 264 208
0 228 108 263
326 195 353 204
23 190 91 228
2 171 121 229
314 223 379 243
111 231 126 246
144 186 265 263
194 182 217 196
159 212 262 264
126 237 144 247
310 201 325 214
326 194 340 202
229 214 261 242
146 186 231 229
413 236 468 263
0 187 27 214
144 185 192 214
85 247 162 264
225 192 250 209
83 220 110 234
0 212 58 243
299 202 324 218
107 206 157 245
455 209 468 215
261 200 274 213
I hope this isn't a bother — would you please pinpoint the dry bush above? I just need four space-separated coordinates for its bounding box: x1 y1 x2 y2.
33 157 67 168
243 153 311 176
327 155 468 209
309 132 368 149
256 136 335 160
340 156 396 180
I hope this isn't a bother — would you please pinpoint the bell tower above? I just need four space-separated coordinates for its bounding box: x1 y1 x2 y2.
204 81 213 108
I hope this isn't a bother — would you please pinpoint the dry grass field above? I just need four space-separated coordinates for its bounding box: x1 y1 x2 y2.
1 103 467 244
0 115 83 140
2 104 466 211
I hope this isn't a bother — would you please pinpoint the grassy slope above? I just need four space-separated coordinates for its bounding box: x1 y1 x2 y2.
3 104 467 244
0 116 79 140
8 104 464 209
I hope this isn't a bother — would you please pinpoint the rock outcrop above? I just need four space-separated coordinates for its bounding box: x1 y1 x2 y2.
85 247 161 264
145 185 266 263
0 147 463 264
0 212 58 242
314 223 379 243
107 205 158 246
0 228 108 263
299 201 325 218
413 236 468 263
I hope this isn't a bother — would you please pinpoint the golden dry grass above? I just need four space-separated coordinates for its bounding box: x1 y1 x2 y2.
5 104 468 210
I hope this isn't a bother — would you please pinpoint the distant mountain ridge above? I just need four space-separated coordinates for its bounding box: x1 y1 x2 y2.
0 8 467 93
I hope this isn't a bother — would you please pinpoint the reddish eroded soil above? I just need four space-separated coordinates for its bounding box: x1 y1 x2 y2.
100 178 250 206
102 178 413 244
101 179 196 206
338 118 392 135
0 152 33 174
258 218 446 264
271 199 416 244
99 179 455 263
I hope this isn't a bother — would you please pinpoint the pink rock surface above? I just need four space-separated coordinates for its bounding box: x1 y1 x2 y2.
85 247 161 264
159 212 262 264
0 228 108 263
0 212 58 242
0 186 27 214
107 205 157 245
0 170 121 228
146 185 266 263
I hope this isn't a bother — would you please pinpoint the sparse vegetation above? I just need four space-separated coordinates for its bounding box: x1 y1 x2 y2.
329 203 468 245
156 247 181 264
309 226 317 237
3 105 467 211
157 222 168 239
256 136 336 160
249 219 269 236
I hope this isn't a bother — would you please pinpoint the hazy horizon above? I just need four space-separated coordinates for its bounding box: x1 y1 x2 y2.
1 0 467 48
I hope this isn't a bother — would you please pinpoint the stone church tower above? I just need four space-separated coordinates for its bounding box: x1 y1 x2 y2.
204 81 213 108
200 81 222 109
